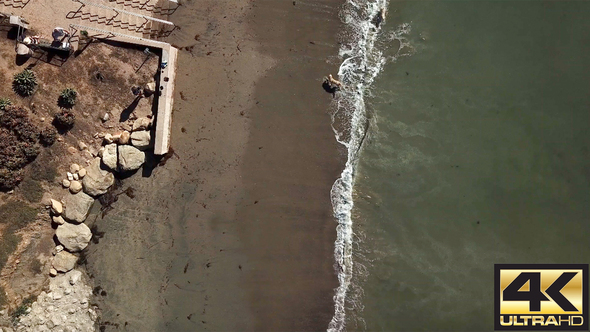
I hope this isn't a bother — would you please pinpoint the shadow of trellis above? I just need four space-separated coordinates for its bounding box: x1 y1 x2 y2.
0 0 31 9
66 4 176 38
108 0 179 15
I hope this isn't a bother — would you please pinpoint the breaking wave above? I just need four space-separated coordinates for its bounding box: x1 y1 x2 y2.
328 1 412 330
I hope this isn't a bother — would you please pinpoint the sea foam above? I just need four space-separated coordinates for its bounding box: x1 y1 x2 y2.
328 0 390 331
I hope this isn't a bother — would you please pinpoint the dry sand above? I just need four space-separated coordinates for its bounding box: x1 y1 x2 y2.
84 0 344 330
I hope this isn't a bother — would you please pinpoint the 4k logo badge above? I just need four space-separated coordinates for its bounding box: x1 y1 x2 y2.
495 264 588 330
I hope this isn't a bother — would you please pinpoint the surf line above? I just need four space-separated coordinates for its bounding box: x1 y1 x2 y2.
328 1 389 331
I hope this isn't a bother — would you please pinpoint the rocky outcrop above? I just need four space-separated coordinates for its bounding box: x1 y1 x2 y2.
63 192 94 224
118 145 145 171
102 143 118 171
130 130 151 150
55 223 92 252
82 157 115 196
52 251 78 273
15 270 96 332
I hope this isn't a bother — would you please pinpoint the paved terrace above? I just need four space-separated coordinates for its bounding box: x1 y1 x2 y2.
0 0 178 155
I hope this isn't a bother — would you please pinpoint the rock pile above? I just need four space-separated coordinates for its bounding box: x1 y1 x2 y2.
97 117 152 172
61 163 86 195
15 270 97 332
47 116 156 276
25 116 158 331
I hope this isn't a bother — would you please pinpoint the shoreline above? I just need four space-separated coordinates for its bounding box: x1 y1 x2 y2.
82 0 345 331
236 0 344 330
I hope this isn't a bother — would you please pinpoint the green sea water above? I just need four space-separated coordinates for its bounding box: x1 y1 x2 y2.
349 1 590 330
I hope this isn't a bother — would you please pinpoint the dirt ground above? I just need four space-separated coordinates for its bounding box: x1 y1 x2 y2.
0 23 159 319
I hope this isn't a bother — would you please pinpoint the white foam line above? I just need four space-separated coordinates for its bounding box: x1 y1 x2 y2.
327 0 389 331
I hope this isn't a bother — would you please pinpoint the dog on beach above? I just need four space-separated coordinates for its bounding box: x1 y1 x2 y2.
322 74 344 96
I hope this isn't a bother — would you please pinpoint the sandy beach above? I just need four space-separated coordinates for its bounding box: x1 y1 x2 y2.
83 0 343 331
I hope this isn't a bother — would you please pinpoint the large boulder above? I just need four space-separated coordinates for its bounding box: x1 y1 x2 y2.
101 144 118 171
130 131 151 150
118 145 145 171
63 192 94 223
55 222 92 252
52 251 78 272
82 157 115 196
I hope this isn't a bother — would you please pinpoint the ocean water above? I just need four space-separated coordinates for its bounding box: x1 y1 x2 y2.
329 0 590 331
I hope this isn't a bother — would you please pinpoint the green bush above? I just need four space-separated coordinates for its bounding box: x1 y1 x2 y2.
0 98 12 110
39 127 58 146
58 88 77 109
12 70 37 97
53 109 75 130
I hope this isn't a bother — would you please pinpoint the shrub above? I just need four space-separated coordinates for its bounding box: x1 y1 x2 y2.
0 106 41 190
0 98 11 110
21 142 40 161
0 168 23 189
39 126 58 146
53 109 75 130
12 69 37 97
58 88 77 109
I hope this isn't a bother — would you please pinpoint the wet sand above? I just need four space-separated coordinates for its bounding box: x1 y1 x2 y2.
84 0 343 331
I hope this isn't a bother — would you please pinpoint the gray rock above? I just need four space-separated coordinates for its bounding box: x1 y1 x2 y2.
78 141 88 151
51 199 63 215
144 82 156 95
101 144 118 171
52 251 78 272
69 270 82 285
130 130 151 150
132 117 151 131
63 192 94 223
70 164 80 174
69 180 83 194
55 223 92 252
82 158 115 196
118 145 146 171
119 131 130 144
52 215 65 225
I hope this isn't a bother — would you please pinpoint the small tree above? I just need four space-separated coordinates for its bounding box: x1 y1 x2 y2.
12 69 37 97
58 88 77 109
